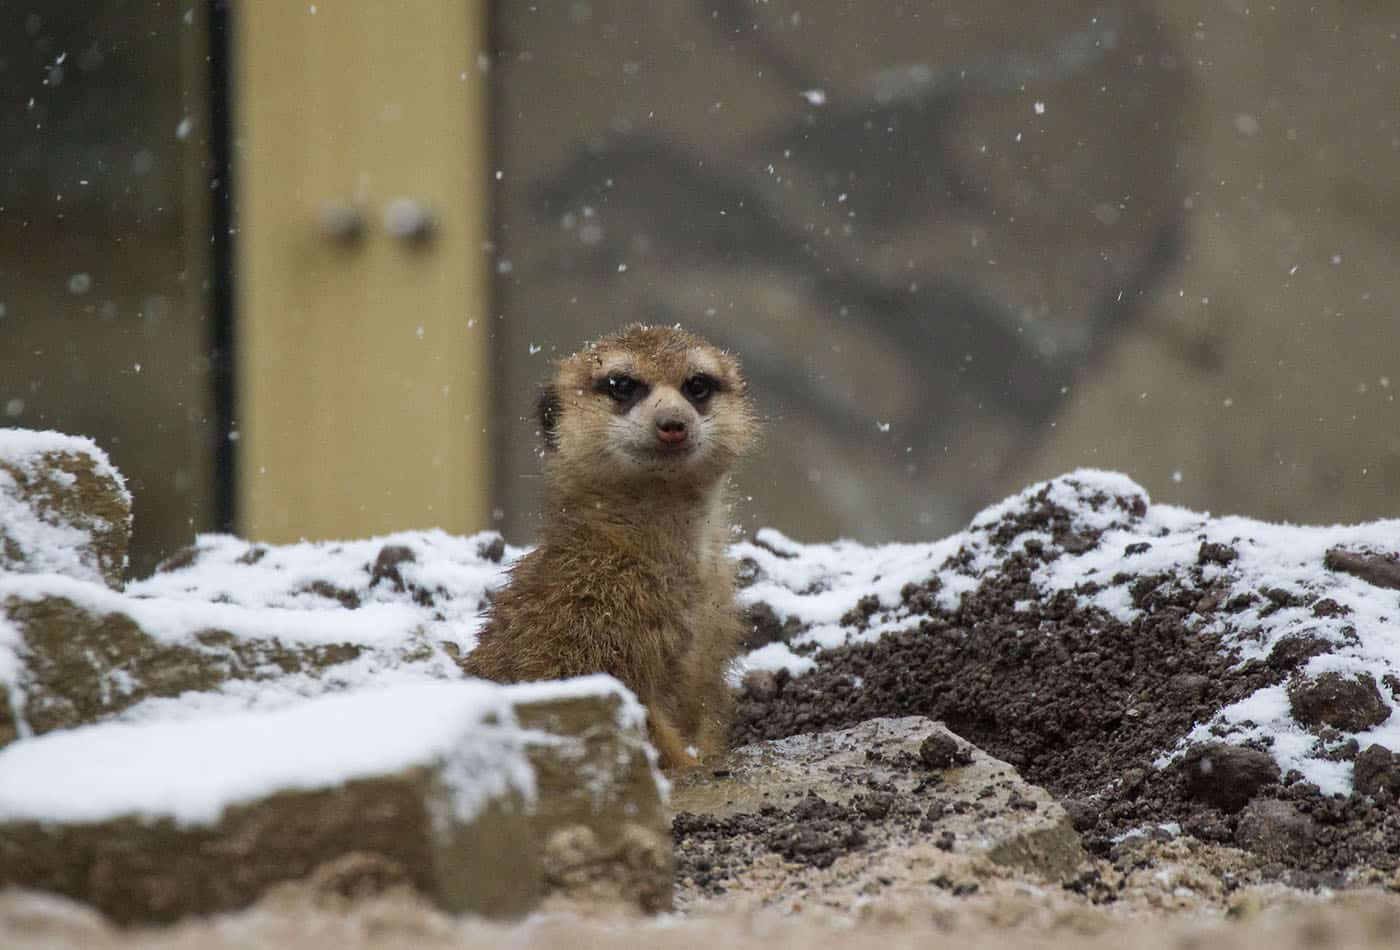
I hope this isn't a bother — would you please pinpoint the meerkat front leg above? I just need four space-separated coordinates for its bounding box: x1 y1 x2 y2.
647 706 699 771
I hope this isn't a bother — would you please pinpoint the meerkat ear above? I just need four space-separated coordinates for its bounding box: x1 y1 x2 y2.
536 385 561 450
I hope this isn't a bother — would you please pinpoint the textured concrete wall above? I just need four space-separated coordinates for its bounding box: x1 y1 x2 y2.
493 0 1400 539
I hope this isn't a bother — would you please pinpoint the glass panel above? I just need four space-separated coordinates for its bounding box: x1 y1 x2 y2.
0 2 220 576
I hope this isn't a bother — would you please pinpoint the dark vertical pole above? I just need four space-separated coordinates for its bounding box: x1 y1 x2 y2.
484 0 503 525
208 0 237 534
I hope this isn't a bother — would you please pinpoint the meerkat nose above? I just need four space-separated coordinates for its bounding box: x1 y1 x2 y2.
656 418 689 445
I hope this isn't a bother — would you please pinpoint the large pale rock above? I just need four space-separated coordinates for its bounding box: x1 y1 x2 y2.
514 693 673 912
671 716 1085 882
0 678 670 924
0 430 130 589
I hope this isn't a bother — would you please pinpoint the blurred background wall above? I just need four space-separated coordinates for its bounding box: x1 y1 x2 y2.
0 2 221 577
494 0 1400 542
3 1 1398 575
493 0 1190 541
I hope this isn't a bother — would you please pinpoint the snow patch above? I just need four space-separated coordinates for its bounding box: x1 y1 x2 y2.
730 642 816 683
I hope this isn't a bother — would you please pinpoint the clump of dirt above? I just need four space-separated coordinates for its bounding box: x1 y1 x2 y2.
674 794 875 889
919 733 975 770
1179 744 1279 812
728 480 1400 875
1288 672 1390 732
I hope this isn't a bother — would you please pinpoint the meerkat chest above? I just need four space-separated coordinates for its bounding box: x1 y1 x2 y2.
664 552 736 645
547 492 735 649
612 547 729 653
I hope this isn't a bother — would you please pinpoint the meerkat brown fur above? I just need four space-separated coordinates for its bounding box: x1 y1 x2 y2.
463 325 758 769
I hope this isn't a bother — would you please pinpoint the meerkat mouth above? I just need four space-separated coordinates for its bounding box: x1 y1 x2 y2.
647 441 698 462
653 435 694 452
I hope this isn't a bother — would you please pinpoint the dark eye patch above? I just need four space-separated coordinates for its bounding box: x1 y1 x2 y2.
594 373 648 406
682 373 723 406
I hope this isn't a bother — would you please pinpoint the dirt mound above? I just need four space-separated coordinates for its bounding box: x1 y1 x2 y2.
728 473 1400 875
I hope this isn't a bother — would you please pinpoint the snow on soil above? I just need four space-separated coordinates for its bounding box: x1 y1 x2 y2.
0 675 639 826
124 529 521 649
730 470 1400 796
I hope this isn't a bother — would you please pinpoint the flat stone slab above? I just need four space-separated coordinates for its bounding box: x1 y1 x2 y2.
671 716 1085 883
0 575 462 747
0 676 670 923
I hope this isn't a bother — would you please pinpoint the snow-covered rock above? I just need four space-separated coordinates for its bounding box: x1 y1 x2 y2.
0 677 670 923
0 429 130 589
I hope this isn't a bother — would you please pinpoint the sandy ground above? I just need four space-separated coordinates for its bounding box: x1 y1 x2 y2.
5 870 1400 950
6 808 1400 950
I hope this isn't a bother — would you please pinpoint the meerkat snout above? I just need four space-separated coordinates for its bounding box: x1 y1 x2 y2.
648 390 697 447
656 416 688 445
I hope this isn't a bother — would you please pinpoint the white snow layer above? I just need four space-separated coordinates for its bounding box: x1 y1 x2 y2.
0 428 130 586
0 675 639 827
0 429 127 483
124 528 521 650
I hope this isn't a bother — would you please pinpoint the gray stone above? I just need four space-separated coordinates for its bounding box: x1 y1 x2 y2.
670 716 1085 882
513 692 674 914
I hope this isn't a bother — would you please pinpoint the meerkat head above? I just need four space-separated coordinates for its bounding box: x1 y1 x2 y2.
537 324 756 492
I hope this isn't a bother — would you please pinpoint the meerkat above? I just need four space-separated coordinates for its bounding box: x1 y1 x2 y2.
462 324 758 769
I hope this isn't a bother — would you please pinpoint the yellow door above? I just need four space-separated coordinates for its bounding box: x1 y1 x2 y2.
234 1 490 542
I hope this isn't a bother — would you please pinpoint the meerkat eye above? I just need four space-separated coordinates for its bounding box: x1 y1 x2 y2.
682 374 717 405
603 374 639 402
